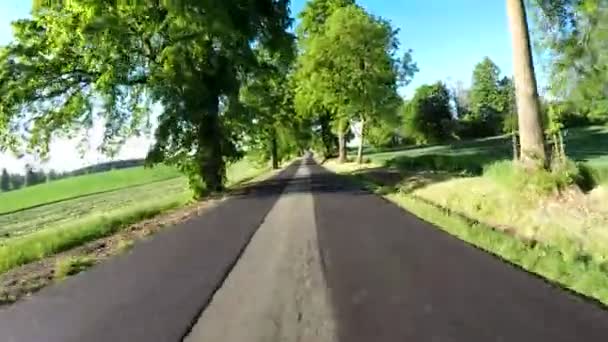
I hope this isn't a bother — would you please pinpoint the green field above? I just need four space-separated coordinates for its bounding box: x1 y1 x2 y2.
0 158 268 274
0 165 182 215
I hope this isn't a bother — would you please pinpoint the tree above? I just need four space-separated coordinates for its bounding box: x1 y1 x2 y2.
403 82 453 144
297 0 355 39
296 5 414 163
366 112 403 148
1 168 9 192
240 43 299 169
48 169 60 181
24 165 36 187
0 1 293 197
506 0 547 168
451 80 471 119
468 57 505 135
294 0 355 160
498 77 519 159
9 174 24 190
530 0 608 124
24 164 46 187
498 77 517 130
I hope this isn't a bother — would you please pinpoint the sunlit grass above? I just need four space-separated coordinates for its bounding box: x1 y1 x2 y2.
0 165 182 215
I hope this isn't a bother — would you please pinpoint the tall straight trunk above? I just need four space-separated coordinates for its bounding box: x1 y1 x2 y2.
197 96 225 195
337 120 347 163
506 0 546 168
270 128 279 170
356 118 366 164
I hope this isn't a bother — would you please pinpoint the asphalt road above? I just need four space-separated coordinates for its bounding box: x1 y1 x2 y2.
307 159 608 341
0 161 300 342
1 156 608 341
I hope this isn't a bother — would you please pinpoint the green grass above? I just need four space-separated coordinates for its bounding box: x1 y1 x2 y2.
54 256 96 280
364 126 608 184
0 165 182 215
0 178 190 241
0 157 269 275
339 126 608 261
389 193 608 306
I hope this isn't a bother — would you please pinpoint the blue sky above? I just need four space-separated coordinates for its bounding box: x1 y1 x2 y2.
0 1 523 172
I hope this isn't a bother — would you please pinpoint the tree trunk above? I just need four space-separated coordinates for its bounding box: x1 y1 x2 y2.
319 112 334 159
356 118 365 164
337 120 347 163
512 131 519 161
558 130 566 163
270 128 279 170
197 96 225 196
506 0 546 169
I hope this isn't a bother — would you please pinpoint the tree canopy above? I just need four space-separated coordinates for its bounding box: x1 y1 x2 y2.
530 0 608 124
0 0 293 196
403 82 453 145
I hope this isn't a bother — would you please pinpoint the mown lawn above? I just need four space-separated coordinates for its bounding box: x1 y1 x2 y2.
0 157 268 274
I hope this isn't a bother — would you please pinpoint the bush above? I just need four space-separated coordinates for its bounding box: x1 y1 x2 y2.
403 82 454 144
484 160 594 195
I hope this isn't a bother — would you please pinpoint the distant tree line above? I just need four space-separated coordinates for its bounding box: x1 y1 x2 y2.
0 165 56 192
69 159 145 176
0 159 146 193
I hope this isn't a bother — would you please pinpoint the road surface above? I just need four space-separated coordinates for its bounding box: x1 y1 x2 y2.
1 157 607 341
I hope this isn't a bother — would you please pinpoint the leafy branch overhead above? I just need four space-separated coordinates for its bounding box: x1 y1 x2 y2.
1 0 293 196
1 0 419 193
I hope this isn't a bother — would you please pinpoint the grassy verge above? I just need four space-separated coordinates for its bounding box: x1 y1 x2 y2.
326 163 608 307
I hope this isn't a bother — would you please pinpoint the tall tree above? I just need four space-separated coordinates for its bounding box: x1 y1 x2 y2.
469 57 505 135
240 43 298 169
506 0 547 168
0 168 9 192
294 0 355 160
296 5 415 163
0 0 293 197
